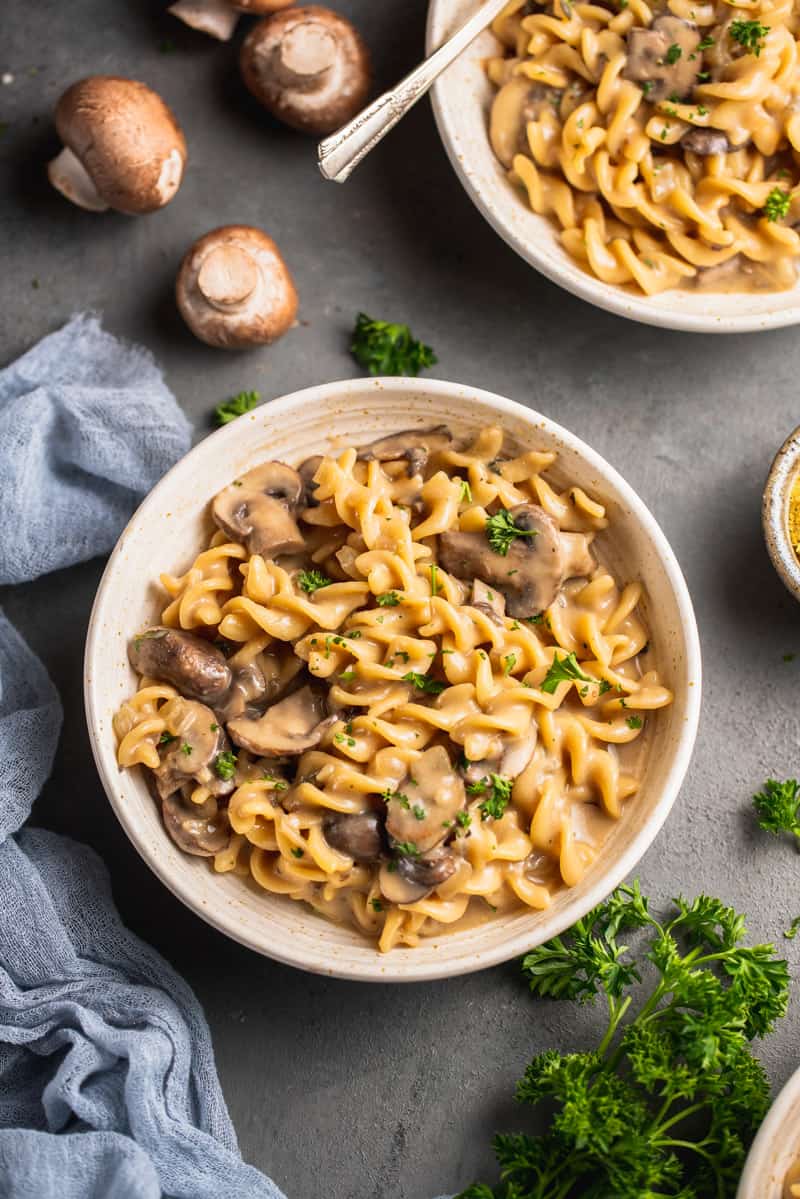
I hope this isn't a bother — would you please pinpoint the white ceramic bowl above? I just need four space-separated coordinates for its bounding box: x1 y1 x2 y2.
84 377 701 982
738 1065 800 1199
426 0 800 333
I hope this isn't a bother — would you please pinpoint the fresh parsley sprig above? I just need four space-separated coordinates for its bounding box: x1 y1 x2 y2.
402 671 446 695
459 881 788 1199
213 390 259 426
753 777 800 839
486 509 540 557
540 651 593 694
730 17 770 55
297 569 332 594
763 186 791 222
467 773 513 821
350 313 437 377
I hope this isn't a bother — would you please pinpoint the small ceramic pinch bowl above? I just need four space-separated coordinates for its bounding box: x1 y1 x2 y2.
737 1064 800 1199
764 425 800 604
84 377 701 982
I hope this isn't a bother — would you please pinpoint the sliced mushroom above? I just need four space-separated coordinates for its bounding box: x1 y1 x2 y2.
378 846 458 904
439 503 594 619
385 745 466 853
357 426 453 477
48 77 186 214
470 578 507 627
176 225 298 350
298 454 323 507
217 652 305 722
228 684 335 756
462 727 537 786
129 628 232 703
162 790 229 856
168 0 294 42
154 698 234 800
322 811 384 861
240 6 372 136
681 128 731 155
623 17 701 101
212 461 306 558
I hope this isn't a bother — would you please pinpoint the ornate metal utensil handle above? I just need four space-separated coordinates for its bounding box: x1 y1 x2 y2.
317 0 510 184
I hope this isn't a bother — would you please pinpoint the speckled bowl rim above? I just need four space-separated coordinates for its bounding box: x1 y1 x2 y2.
84 377 701 982
738 1063 800 1198
426 0 800 333
763 425 800 603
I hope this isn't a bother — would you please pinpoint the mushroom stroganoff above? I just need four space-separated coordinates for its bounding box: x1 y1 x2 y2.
488 0 800 295
113 425 673 953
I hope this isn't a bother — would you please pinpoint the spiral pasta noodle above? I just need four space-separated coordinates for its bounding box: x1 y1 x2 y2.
114 424 672 952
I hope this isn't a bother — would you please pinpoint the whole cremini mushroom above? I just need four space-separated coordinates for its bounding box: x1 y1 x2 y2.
169 0 295 42
48 77 186 214
240 6 371 136
176 225 298 349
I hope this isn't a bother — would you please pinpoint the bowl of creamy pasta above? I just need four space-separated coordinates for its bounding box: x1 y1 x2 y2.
84 377 700 980
738 1064 800 1198
427 0 800 331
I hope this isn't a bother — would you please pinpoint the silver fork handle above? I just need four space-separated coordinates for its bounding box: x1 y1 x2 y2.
317 0 510 184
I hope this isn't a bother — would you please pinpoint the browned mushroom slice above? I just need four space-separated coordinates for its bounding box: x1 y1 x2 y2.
162 790 229 856
216 652 305 722
298 454 323 507
322 811 384 861
129 628 232 704
357 425 453 477
154 698 235 800
622 17 701 101
385 745 466 853
681 128 732 155
240 6 372 137
462 727 538 788
439 503 594 619
212 461 306 558
48 77 186 214
228 684 335 757
378 846 458 904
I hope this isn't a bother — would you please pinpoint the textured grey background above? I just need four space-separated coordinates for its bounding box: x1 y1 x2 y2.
3 3 800 1197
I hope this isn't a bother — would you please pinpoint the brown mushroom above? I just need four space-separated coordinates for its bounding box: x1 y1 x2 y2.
357 426 453 478
298 454 323 507
228 683 335 756
212 460 306 558
153 697 235 800
216 651 305 721
461 728 538 786
322 811 384 861
384 745 466 854
240 6 372 136
162 790 229 856
622 17 701 101
176 225 298 350
48 77 186 214
129 628 232 704
439 503 594 619
168 0 295 42
681 128 732 156
378 846 458 904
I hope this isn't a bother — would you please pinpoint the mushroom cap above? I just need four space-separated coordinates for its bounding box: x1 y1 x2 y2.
212 460 306 557
129 627 232 703
176 224 298 350
53 76 187 214
385 745 466 854
240 6 372 136
228 683 335 756
323 811 385 862
357 426 453 478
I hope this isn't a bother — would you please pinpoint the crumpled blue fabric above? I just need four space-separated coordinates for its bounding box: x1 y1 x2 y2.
0 319 284 1198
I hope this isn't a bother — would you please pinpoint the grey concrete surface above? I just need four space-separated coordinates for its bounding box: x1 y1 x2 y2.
3 3 800 1197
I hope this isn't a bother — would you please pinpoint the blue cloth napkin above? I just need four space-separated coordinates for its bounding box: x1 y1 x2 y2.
0 318 284 1198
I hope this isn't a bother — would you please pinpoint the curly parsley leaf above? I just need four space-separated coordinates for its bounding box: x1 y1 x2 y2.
540 651 593 694
485 509 540 557
376 591 401 607
297 569 333 594
402 671 446 695
350 313 437 377
214 390 259 426
753 777 800 839
467 773 513 821
763 186 791 222
213 750 237 781
730 17 770 55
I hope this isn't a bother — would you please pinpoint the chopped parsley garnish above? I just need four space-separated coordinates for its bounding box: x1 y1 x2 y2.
456 809 472 829
429 563 440 596
459 479 473 503
290 847 304 859
402 671 446 695
376 591 401 607
214 750 237 780
263 774 288 790
334 733 356 748
503 653 517 675
485 509 540 556
158 731 177 746
391 840 421 858
641 80 654 97
382 789 410 809
753 777 800 839
213 390 259 426
180 742 193 757
467 773 513 821
698 34 715 49
763 186 791 221
463 880 788 1198
412 805 426 821
540 651 593 694
350 313 437 377
785 915 800 940
665 42 682 63
339 670 356 683
297 569 332 594
626 715 643 730
730 18 770 55
371 898 384 913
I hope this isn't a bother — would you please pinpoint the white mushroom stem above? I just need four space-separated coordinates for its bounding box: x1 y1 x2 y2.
47 147 109 212
197 245 259 311
279 22 339 86
168 0 239 41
